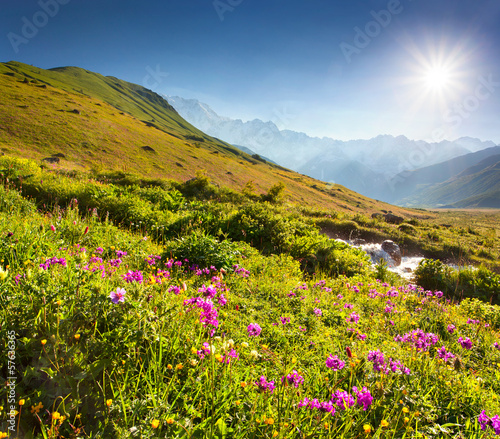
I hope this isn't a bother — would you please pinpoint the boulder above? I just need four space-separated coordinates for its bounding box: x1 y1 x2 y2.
381 240 402 266
384 213 404 225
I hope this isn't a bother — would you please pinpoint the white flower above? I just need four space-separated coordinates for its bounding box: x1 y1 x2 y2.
249 350 261 360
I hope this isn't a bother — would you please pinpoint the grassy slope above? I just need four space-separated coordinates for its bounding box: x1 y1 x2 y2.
392 146 500 203
0 61 419 217
401 158 500 208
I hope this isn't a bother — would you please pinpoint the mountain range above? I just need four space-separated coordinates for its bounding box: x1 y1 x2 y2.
166 96 498 206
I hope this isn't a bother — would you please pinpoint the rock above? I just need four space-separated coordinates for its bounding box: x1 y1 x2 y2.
381 240 402 266
141 146 156 153
352 238 366 246
42 157 60 164
371 213 384 220
384 213 404 225
71 109 81 114
52 153 65 158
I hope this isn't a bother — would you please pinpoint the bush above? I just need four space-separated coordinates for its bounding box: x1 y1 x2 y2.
163 232 255 269
414 258 500 304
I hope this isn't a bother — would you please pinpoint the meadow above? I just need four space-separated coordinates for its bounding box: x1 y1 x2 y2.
0 156 499 438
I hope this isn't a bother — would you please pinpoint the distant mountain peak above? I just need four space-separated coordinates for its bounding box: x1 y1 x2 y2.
166 95 496 203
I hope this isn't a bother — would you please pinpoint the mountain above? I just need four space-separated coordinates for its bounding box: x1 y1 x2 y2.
0 61 416 216
400 155 500 207
166 96 495 201
389 145 500 203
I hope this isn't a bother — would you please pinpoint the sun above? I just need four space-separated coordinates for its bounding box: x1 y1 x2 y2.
423 65 452 91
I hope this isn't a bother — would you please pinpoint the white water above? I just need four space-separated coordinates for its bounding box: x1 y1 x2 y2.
338 240 424 280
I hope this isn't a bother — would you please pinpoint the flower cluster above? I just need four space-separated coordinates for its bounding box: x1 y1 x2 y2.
458 336 472 350
247 323 262 337
144 254 160 266
437 346 455 362
122 270 143 283
299 386 372 416
332 390 355 410
232 264 250 277
281 370 304 388
184 297 220 336
478 411 500 435
325 355 345 371
394 329 439 351
39 257 67 270
255 376 275 393
367 350 410 375
298 398 336 416
346 312 360 324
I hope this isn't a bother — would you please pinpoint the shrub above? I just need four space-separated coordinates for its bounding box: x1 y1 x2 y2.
163 232 255 269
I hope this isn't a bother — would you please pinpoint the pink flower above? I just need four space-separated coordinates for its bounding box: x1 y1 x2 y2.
247 323 262 337
110 287 126 304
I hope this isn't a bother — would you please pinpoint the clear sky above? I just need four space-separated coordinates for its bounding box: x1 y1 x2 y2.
2 0 500 143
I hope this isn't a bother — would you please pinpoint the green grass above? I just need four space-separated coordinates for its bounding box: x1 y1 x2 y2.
1 165 500 438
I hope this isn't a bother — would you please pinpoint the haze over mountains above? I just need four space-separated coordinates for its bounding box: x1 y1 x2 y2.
167 96 499 207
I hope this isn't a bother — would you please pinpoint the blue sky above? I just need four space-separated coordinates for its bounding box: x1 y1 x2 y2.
2 0 500 143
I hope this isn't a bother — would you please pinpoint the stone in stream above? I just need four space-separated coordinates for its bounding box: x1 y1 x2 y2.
381 240 402 266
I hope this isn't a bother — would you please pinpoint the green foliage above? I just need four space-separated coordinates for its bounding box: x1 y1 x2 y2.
163 232 255 269
0 155 41 180
398 223 418 235
260 182 286 204
415 258 500 304
1 181 500 438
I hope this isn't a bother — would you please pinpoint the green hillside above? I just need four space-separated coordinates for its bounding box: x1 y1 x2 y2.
0 61 416 217
401 157 500 208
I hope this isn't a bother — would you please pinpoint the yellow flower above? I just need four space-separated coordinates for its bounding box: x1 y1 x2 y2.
74 334 81 340
167 364 173 370
402 389 408 395
176 364 183 370
19 399 25 406
0 267 8 281
402 407 409 413
272 431 278 437
0 433 8 439
265 417 274 425
106 399 113 407
166 418 174 424
363 424 372 433
291 357 297 364
151 419 160 429
240 382 247 388
324 422 329 429
241 342 249 348
191 347 198 354
41 339 47 346
235 400 241 406
52 412 61 420
404 417 410 423
380 420 389 428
